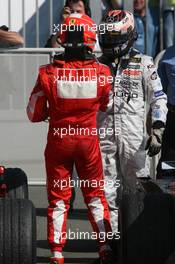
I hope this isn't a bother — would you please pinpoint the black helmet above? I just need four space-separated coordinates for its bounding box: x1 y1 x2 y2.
99 10 137 58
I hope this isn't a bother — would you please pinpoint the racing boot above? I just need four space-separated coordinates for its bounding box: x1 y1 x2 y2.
49 257 64 264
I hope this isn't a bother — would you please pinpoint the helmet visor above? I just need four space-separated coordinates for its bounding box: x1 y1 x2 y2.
99 30 129 48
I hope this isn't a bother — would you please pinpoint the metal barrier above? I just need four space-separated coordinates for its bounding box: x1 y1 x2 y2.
0 48 59 185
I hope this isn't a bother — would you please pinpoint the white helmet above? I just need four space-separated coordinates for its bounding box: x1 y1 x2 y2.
99 10 137 58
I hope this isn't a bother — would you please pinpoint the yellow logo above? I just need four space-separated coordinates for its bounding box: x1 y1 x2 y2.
70 19 76 25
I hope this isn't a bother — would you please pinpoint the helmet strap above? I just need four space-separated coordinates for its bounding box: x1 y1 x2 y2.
64 46 94 61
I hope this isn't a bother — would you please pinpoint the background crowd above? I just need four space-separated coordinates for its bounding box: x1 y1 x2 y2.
1 0 175 58
44 0 175 58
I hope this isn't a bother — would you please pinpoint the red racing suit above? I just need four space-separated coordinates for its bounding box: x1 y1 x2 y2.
27 56 113 253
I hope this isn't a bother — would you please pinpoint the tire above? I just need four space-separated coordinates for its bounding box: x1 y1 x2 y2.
4 168 28 199
121 179 175 264
0 198 36 264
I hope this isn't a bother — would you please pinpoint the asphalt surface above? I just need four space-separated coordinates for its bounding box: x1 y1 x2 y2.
29 186 98 264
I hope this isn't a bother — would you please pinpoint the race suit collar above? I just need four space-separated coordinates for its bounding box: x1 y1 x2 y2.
119 48 141 68
121 47 139 61
52 54 96 68
54 49 95 62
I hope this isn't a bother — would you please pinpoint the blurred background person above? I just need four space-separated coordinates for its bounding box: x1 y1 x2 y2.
134 0 160 57
133 0 146 54
157 44 175 177
163 0 175 49
102 0 123 13
62 0 91 19
45 0 91 48
0 25 24 48
101 0 123 17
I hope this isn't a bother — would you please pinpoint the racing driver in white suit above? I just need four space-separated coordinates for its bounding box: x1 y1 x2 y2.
97 10 168 236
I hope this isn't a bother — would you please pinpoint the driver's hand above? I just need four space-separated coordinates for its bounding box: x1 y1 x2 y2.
61 7 71 20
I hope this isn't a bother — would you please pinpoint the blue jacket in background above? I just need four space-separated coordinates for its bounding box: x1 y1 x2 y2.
134 14 145 54
158 45 175 106
134 7 159 57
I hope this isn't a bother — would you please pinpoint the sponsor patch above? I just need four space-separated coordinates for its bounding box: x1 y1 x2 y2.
153 110 161 119
154 90 164 98
118 79 140 89
128 64 141 70
130 57 141 63
114 91 138 99
106 16 115 23
69 19 76 25
123 69 142 77
151 71 158 80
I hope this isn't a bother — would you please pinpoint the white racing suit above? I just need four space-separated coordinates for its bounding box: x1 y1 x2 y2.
98 48 168 233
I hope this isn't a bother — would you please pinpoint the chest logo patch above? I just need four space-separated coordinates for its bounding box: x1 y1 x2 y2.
123 69 142 77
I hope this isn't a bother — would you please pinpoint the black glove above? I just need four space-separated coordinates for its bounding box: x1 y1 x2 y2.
145 127 164 157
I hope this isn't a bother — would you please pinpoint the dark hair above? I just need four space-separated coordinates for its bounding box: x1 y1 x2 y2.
104 0 113 9
65 0 91 17
105 0 122 10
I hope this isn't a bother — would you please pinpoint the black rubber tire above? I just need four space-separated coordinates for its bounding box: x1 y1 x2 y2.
4 168 28 199
0 198 36 264
121 179 175 264
126 193 175 264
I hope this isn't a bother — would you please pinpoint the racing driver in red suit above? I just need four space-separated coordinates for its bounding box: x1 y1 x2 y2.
27 13 115 264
